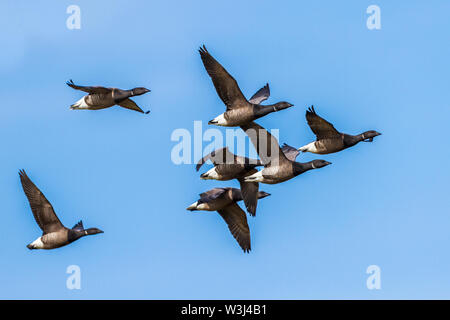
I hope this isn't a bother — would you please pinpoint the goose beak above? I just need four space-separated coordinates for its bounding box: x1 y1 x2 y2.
208 120 218 125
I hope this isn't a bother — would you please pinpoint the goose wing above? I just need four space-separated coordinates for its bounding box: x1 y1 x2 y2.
238 180 259 217
199 188 228 203
199 45 247 110
249 83 270 105
306 106 340 140
66 79 111 94
117 98 149 114
281 143 300 162
240 121 289 166
217 203 251 253
196 147 236 171
19 170 64 234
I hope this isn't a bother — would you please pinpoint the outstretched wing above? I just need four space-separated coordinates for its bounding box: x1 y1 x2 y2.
249 83 270 105
238 180 259 217
281 143 300 162
66 79 111 94
19 170 65 234
198 45 247 110
117 98 149 114
240 121 289 166
305 106 340 140
196 147 236 171
199 188 228 203
217 203 251 253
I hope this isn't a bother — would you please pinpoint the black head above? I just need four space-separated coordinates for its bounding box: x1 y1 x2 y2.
274 101 294 111
132 87 151 96
257 191 271 199
361 130 381 142
311 159 332 169
84 228 104 236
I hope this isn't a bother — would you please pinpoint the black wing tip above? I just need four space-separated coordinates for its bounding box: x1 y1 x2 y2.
198 44 208 55
144 110 150 114
246 205 256 216
18 169 27 178
242 246 251 253
66 79 75 86
306 105 316 115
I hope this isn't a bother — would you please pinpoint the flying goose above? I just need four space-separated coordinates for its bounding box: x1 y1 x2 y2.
298 106 381 154
19 170 103 250
196 147 263 216
198 45 293 126
241 122 331 184
67 80 150 114
186 187 270 253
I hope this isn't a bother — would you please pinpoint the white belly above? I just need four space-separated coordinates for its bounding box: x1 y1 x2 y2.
201 167 220 180
211 113 228 126
71 96 90 109
299 141 318 153
244 170 264 183
29 236 45 249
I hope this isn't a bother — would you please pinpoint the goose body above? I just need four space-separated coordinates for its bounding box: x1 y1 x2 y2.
299 106 381 154
199 46 293 127
19 170 103 250
67 80 150 114
241 122 331 185
187 187 270 253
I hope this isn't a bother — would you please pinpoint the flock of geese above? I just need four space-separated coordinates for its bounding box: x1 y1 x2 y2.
19 45 380 252
187 46 381 253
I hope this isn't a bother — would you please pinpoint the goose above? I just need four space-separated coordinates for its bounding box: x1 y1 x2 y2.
196 147 263 216
198 45 293 126
298 106 381 154
241 122 331 184
19 170 103 250
187 187 270 253
66 79 150 114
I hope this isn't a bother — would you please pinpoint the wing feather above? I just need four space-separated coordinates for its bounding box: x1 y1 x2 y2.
19 170 64 234
305 106 340 140
217 203 251 253
199 46 247 110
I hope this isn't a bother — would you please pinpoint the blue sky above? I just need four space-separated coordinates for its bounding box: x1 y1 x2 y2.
1 0 449 299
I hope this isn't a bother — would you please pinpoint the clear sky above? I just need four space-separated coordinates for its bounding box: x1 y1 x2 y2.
1 0 449 299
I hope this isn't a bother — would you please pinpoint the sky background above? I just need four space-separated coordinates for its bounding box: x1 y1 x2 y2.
1 0 449 299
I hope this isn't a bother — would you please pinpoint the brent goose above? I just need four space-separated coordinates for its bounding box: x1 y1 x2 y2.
67 79 150 114
298 106 381 154
196 147 263 216
198 46 293 126
186 187 270 253
241 122 331 184
19 170 103 250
